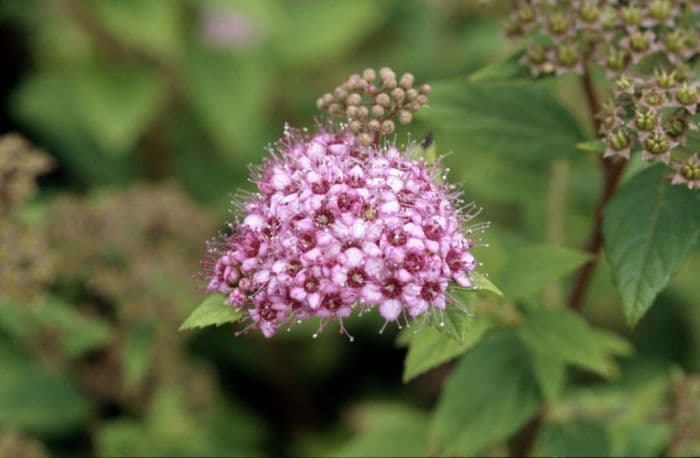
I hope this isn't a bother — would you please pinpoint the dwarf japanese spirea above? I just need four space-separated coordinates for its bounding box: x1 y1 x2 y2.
505 0 700 190
204 68 481 338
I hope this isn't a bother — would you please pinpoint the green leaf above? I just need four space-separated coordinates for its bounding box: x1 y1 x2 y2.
92 0 181 58
466 51 531 83
595 329 634 357
123 321 154 390
184 48 269 158
429 333 542 456
418 81 585 165
402 317 491 383
429 288 475 342
73 64 166 153
534 420 611 457
0 345 89 435
0 297 111 359
499 244 591 299
470 271 504 297
330 403 429 457
278 0 384 66
603 165 700 326
517 308 609 376
528 350 566 402
179 293 243 331
11 72 132 184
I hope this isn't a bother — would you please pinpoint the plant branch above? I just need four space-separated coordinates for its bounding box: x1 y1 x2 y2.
567 63 627 312
513 63 627 457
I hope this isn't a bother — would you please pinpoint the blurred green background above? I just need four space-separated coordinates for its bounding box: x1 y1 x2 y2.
0 0 698 456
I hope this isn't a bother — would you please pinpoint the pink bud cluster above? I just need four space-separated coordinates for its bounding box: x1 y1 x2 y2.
205 125 479 338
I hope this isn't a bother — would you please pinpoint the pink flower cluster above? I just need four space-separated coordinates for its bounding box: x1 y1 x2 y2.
205 125 478 338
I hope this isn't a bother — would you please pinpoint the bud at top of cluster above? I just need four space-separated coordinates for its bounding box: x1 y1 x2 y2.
316 67 431 146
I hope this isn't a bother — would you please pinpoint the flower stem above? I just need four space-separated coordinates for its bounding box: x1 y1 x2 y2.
567 63 627 312
512 64 627 457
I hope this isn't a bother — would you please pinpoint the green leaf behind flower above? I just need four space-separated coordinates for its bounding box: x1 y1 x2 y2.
603 165 700 326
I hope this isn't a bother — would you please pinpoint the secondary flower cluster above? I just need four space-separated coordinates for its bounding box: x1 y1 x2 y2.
205 126 479 338
506 0 699 76
601 71 700 188
316 67 432 146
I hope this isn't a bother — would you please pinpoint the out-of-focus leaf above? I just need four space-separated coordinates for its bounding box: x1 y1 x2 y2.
471 271 504 297
278 0 383 66
11 72 132 184
35 297 111 358
595 329 634 357
429 333 541 456
122 321 154 390
529 350 566 402
96 386 264 456
72 64 166 153
0 345 89 435
180 293 243 331
419 81 585 165
534 420 611 457
517 308 609 376
467 50 530 83
402 316 491 383
603 165 700 326
0 297 111 359
92 0 181 58
330 403 429 457
184 47 270 158
499 244 591 299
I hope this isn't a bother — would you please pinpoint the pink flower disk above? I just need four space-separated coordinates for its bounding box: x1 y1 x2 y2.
205 125 480 338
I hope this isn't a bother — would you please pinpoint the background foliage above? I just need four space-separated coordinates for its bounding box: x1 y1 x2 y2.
0 0 698 456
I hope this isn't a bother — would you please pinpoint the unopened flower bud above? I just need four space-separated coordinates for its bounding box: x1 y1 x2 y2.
371 105 385 118
416 94 428 105
349 120 362 133
610 129 630 151
548 13 569 35
644 132 670 154
635 108 657 131
363 68 376 81
622 6 642 26
517 5 535 24
359 132 373 146
399 110 412 125
346 106 359 118
381 120 395 134
368 119 381 131
420 84 432 95
406 88 418 101
328 103 342 114
383 78 397 90
579 4 600 23
376 93 391 107
347 93 362 106
358 106 369 120
556 44 580 67
334 87 348 99
400 73 415 89
391 88 405 101
379 67 395 80
649 0 672 21
676 84 698 106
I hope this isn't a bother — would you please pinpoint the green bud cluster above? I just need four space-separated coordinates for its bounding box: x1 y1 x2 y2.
316 67 431 146
506 0 698 77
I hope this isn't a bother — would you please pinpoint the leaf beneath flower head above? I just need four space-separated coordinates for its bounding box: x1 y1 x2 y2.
179 293 243 331
470 271 504 297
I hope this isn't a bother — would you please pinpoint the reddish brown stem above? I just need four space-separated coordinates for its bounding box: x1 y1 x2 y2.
567 64 627 311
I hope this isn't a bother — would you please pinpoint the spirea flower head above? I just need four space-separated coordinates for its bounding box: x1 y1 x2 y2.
203 69 482 339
